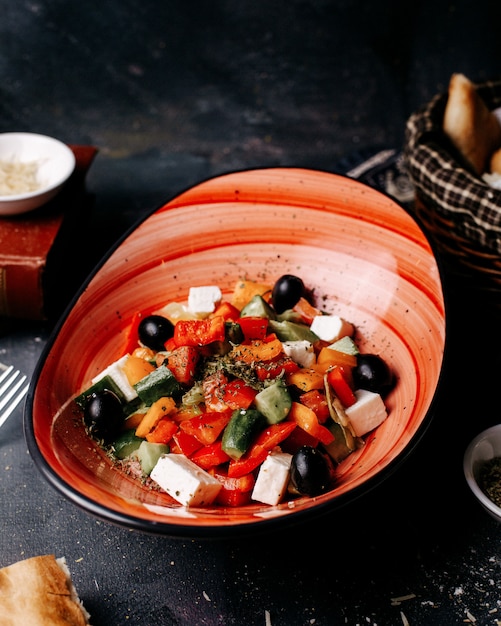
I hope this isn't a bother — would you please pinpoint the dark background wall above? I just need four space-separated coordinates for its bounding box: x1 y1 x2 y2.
2 0 501 276
2 1 500 207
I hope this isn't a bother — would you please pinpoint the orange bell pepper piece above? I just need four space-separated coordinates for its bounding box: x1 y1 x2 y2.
286 368 324 391
135 396 176 438
122 355 155 385
146 417 178 444
316 347 357 370
292 297 322 324
288 401 334 446
230 338 283 364
231 279 271 310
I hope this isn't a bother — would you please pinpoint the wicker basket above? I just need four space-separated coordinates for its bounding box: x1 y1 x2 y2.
404 79 501 298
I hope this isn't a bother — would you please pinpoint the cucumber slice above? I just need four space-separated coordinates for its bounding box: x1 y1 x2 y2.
268 319 319 343
221 409 266 460
133 364 182 405
323 422 357 464
329 336 359 355
240 295 277 319
74 375 126 409
112 430 143 460
254 381 292 424
137 441 170 475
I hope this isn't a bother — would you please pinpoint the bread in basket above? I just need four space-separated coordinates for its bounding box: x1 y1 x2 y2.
404 74 501 294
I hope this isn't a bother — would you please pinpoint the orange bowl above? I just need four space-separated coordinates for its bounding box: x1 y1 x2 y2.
24 168 446 537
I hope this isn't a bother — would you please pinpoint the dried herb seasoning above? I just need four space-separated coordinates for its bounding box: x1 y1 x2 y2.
479 456 501 508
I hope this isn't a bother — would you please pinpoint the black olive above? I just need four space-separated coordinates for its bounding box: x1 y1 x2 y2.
271 275 305 313
138 315 174 351
290 446 332 496
83 390 123 444
353 354 393 395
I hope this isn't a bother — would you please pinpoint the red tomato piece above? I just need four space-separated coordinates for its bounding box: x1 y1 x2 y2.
191 441 231 469
280 426 319 455
227 446 269 478
222 378 258 410
227 421 297 478
163 337 177 352
252 421 297 449
263 332 279 343
212 469 256 507
165 345 200 385
203 371 230 412
299 389 330 423
256 355 299 381
213 301 241 321
179 410 232 445
216 489 252 507
145 417 178 444
327 366 356 408
122 311 143 355
170 430 204 456
236 317 269 341
174 316 226 347
292 297 322 324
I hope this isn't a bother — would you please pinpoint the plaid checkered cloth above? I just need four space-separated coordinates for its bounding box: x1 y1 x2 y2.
404 79 501 257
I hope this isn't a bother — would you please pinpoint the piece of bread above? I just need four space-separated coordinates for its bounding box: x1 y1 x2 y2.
443 73 501 174
0 555 91 625
490 147 501 174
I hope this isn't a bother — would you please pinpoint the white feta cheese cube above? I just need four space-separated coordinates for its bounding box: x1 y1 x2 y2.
187 286 222 316
150 454 222 507
282 340 315 368
252 451 292 506
310 314 354 343
91 354 138 402
345 388 388 437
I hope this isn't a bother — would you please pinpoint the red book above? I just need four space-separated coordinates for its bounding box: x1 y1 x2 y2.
0 145 98 321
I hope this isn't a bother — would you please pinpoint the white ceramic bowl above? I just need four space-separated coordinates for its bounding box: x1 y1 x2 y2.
464 424 501 522
0 132 76 216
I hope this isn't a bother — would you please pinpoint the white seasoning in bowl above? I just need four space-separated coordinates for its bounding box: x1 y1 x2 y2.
0 158 41 195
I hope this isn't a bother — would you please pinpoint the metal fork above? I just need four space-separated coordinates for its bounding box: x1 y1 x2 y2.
0 365 29 429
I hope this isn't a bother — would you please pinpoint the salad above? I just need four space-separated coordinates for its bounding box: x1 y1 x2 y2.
75 275 394 508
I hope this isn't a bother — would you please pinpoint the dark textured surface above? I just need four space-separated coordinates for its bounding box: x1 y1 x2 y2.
1 2 501 624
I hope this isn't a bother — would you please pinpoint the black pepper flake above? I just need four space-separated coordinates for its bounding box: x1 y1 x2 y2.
479 457 501 508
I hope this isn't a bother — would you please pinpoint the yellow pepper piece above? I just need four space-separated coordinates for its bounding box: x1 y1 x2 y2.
135 396 176 438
